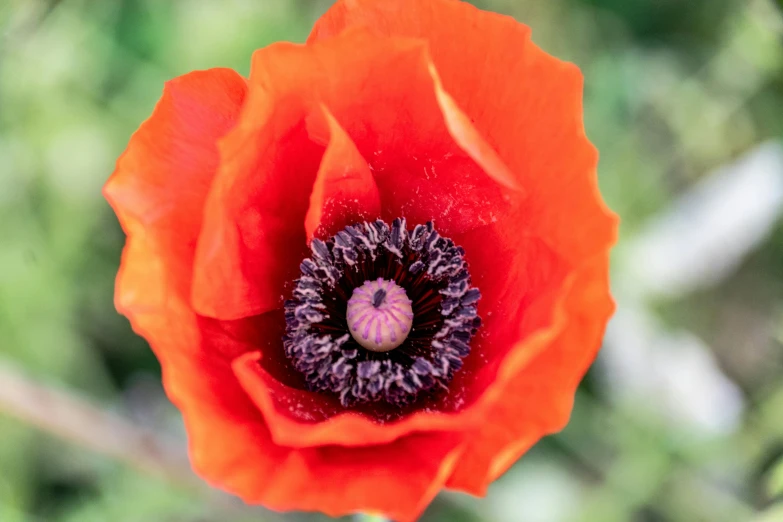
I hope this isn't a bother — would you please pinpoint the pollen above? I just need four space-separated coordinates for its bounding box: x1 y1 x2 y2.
347 278 413 352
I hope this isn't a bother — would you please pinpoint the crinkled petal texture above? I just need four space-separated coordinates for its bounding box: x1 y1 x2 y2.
105 0 618 520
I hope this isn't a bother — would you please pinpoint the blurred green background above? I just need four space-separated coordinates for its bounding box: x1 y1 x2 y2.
1 0 783 521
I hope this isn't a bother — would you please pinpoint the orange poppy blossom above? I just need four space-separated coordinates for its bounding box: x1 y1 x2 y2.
104 0 618 520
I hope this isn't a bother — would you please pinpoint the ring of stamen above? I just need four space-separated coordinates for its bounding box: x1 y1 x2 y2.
283 219 481 407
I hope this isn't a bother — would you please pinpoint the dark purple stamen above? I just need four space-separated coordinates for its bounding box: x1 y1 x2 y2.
283 218 481 408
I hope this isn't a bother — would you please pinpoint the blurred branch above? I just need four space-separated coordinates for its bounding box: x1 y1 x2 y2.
0 359 470 520
1 0 63 53
0 358 312 521
0 357 193 483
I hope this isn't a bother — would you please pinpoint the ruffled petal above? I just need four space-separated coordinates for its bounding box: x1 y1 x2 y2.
115 229 465 521
446 253 615 493
440 226 572 409
104 68 247 299
190 28 513 320
228 222 574 450
189 95 324 320
234 350 469 448
311 0 618 264
185 27 612 455
309 0 619 491
304 105 382 241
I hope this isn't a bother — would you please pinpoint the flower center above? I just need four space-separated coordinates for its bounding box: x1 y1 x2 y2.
283 219 481 407
347 278 413 353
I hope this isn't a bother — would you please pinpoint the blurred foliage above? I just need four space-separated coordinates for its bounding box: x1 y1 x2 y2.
770 456 783 498
569 0 737 54
1 0 782 521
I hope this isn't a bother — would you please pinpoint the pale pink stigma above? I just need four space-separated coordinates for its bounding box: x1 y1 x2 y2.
346 279 414 352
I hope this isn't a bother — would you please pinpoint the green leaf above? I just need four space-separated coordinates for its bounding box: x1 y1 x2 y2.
754 503 783 522
769 456 783 499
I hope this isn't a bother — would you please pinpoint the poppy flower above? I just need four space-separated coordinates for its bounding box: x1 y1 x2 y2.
104 0 617 520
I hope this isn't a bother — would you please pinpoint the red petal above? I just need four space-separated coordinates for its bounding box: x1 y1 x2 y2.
446 253 615 492
234 350 470 448
304 105 382 241
187 25 615 454
311 0 618 265
114 229 465 521
191 29 513 320
190 99 323 320
310 0 619 492
227 226 574 450
440 228 573 410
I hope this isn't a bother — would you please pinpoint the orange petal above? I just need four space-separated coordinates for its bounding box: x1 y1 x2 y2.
304 105 382 241
191 28 513 321
446 253 615 493
428 63 520 192
311 0 619 493
117 229 465 520
227 224 575 449
105 68 247 303
311 0 618 264
185 30 609 455
233 350 471 448
189 95 324 320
